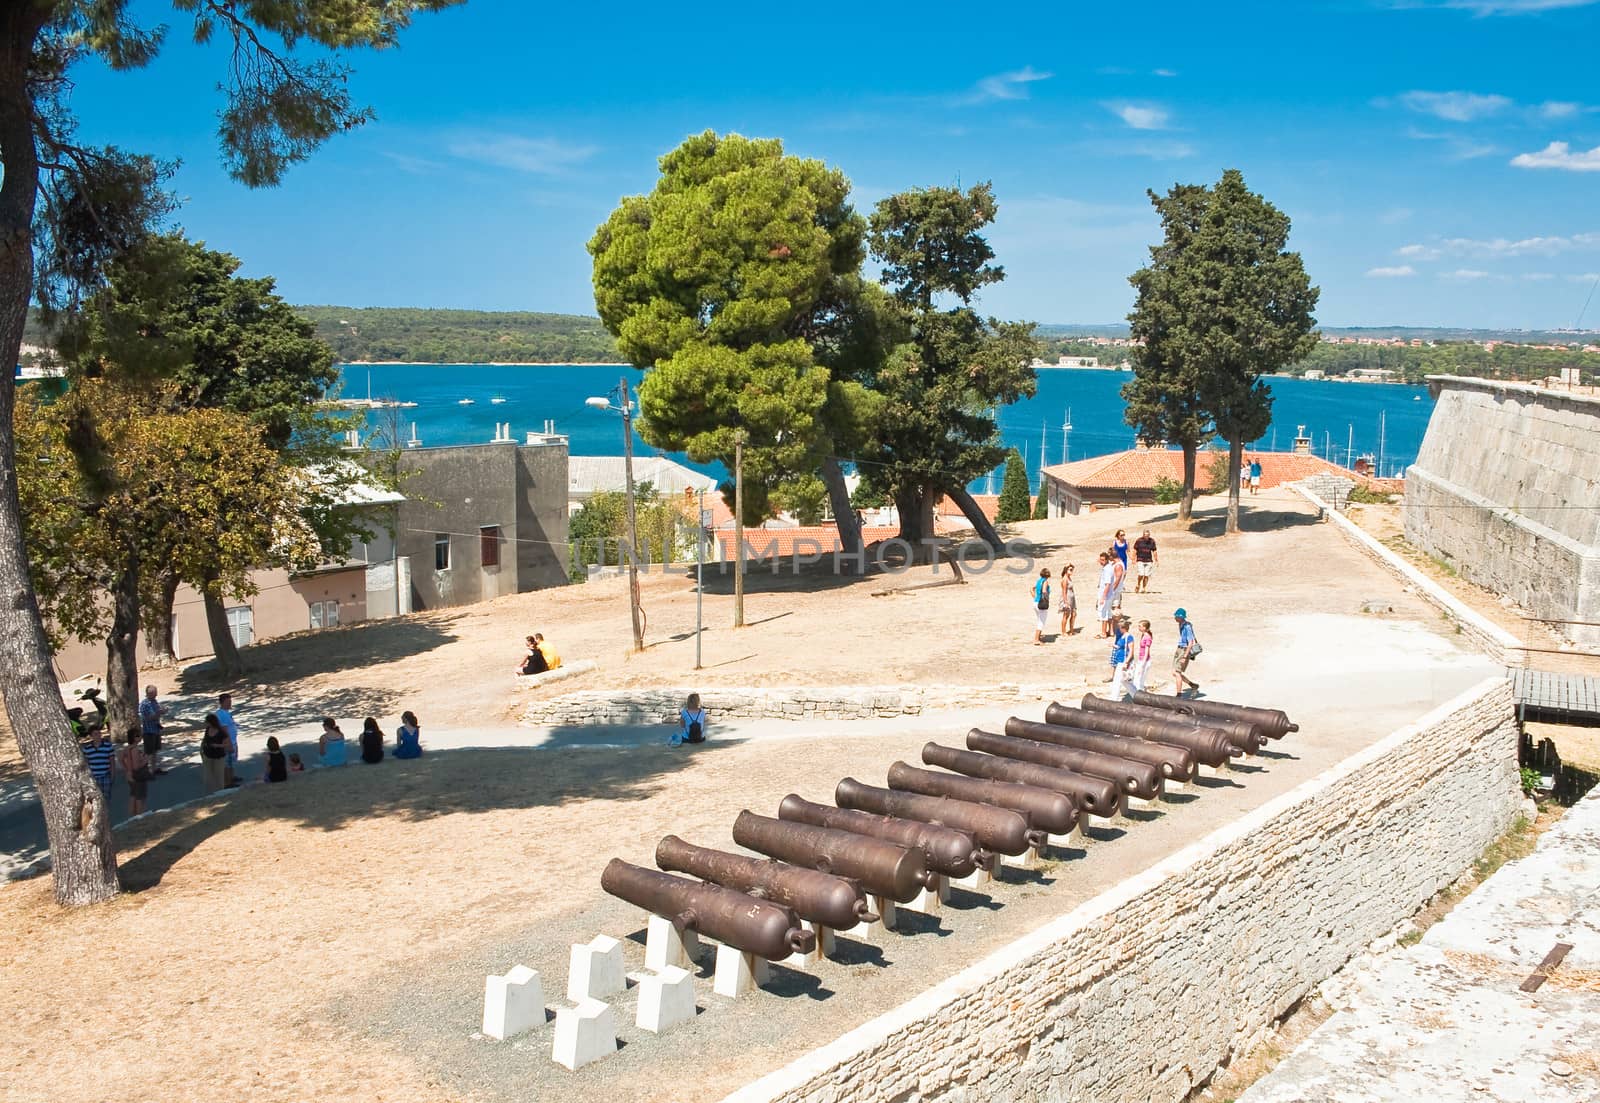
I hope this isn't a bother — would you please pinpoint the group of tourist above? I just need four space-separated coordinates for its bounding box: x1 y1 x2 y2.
1029 525 1203 698
514 633 563 676
314 712 423 769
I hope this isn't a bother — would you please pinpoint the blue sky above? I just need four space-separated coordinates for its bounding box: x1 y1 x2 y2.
64 0 1600 330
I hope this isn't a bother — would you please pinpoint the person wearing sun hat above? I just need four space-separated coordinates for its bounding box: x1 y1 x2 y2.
1172 608 1201 698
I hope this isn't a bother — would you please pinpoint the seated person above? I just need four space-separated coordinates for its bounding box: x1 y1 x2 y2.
534 632 561 671
319 717 347 767
516 635 548 676
359 717 385 764
670 693 707 747
395 710 422 760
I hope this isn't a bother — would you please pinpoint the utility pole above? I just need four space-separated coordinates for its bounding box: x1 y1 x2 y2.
733 430 745 629
620 377 645 652
695 488 705 669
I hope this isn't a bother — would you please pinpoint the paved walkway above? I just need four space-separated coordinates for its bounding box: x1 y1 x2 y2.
1241 787 1600 1103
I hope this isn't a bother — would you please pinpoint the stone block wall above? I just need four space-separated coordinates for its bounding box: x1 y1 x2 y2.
522 683 1087 727
1404 376 1600 646
721 677 1521 1103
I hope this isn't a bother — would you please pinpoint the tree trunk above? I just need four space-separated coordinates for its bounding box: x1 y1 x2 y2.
105 566 141 736
0 10 120 905
1179 443 1197 522
945 484 1004 552
1226 437 1244 534
143 567 179 667
820 457 864 573
201 577 243 682
892 483 937 544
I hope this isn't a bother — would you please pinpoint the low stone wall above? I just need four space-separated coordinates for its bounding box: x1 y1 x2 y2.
721 676 1520 1103
522 683 1087 726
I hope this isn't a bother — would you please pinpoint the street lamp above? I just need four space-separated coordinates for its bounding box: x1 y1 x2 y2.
586 381 645 652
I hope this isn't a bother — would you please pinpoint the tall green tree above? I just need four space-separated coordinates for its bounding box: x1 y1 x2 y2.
858 184 1038 549
0 1 458 906
588 131 876 558
995 449 1031 523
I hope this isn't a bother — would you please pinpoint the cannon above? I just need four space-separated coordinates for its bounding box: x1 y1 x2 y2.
1075 695 1264 755
1127 690 1298 739
1002 715 1195 780
778 794 990 877
601 858 815 961
732 810 929 903
886 761 1078 836
1042 703 1236 767
921 742 1121 817
967 728 1161 800
835 777 1039 855
656 834 875 930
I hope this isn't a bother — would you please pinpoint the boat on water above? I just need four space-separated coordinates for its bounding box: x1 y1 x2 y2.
458 398 475 405
489 395 508 405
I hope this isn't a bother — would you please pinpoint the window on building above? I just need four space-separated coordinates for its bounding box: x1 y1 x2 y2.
480 525 501 567
310 600 341 630
225 606 254 649
434 533 450 571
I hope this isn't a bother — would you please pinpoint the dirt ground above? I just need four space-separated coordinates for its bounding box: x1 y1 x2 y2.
0 489 1504 1103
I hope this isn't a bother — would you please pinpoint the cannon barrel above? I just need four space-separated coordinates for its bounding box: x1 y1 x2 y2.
601 858 815 960
886 761 1078 836
1003 715 1195 780
1074 695 1264 755
778 794 990 877
656 835 874 929
921 742 1121 816
967 728 1160 800
732 810 929 902
1043 703 1236 766
835 777 1039 854
1127 690 1298 738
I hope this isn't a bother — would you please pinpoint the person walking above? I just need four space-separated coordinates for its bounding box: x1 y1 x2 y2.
138 684 167 775
1095 552 1116 637
319 718 348 767
118 726 151 815
82 728 116 800
1058 563 1078 636
1109 617 1134 699
1109 549 1127 612
395 711 423 760
1248 457 1263 496
199 713 230 794
1132 529 1159 593
1031 568 1052 645
216 692 240 788
1132 619 1154 692
1111 530 1129 571
1172 608 1202 698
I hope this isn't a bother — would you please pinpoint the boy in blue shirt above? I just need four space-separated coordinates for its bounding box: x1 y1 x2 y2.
1173 609 1201 697
1109 617 1133 699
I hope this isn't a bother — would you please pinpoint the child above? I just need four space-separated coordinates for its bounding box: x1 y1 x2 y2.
1109 617 1134 700
264 736 288 783
671 693 707 747
288 753 306 774
1132 619 1154 692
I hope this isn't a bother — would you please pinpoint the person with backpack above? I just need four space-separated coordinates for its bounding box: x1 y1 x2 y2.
1172 608 1202 698
1031 567 1052 645
671 693 707 747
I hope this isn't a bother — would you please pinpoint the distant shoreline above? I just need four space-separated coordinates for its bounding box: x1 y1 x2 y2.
344 361 625 367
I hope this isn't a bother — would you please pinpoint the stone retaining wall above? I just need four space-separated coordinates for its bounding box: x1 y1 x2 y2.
522 683 1087 727
721 676 1520 1103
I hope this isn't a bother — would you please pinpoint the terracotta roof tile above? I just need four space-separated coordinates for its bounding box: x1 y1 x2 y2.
1041 449 1396 493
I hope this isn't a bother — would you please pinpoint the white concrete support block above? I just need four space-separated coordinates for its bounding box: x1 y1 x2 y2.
635 966 696 1035
784 919 835 969
1086 812 1115 831
1047 822 1084 849
900 875 948 915
1001 846 1041 871
482 965 545 1040
712 943 770 998
551 999 617 1070
1128 793 1159 812
868 895 899 938
645 914 700 972
1163 778 1187 798
953 864 996 890
1198 763 1219 779
566 935 626 1003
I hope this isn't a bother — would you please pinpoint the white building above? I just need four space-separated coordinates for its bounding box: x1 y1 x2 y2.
566 455 718 515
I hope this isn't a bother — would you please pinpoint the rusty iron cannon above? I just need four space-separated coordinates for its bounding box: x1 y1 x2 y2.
656 834 875 930
1043 702 1237 766
967 728 1160 800
885 761 1078 836
601 858 815 961
778 794 990 878
921 742 1121 817
835 777 1039 855
1002 715 1195 781
1075 695 1264 754
1127 690 1298 739
732 810 929 903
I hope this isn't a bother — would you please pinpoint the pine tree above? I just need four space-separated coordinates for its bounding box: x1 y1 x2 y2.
996 450 1032 523
1032 485 1050 519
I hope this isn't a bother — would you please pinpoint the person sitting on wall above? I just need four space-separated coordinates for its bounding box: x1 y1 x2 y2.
516 635 548 676
670 693 707 747
534 632 562 670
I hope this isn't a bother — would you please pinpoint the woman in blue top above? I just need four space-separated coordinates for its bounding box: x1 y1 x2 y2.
670 694 707 747
1112 529 1129 569
319 717 347 767
1032 567 1052 645
394 710 423 759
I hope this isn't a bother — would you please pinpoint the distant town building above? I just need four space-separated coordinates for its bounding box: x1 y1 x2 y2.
567 455 717 515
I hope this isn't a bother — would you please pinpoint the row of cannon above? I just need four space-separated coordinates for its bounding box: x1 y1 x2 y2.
602 691 1297 962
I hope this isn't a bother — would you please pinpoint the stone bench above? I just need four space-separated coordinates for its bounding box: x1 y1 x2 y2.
515 660 597 689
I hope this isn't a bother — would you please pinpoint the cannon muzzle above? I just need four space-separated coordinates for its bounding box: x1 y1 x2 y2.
655 834 874 929
1077 694 1264 754
732 810 927 903
921 742 1120 816
967 728 1160 800
1126 690 1297 739
601 858 815 960
1002 715 1195 780
777 794 982 879
885 761 1078 836
835 777 1032 856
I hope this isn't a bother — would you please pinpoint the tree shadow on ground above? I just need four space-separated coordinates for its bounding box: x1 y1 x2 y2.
117 737 736 892
1183 506 1324 540
176 613 462 692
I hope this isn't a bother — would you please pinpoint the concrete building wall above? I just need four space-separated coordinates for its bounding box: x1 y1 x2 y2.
515 443 572 590
1404 376 1600 646
722 678 1521 1103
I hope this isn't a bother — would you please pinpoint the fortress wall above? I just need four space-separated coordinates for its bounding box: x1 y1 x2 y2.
1403 376 1600 646
721 677 1520 1103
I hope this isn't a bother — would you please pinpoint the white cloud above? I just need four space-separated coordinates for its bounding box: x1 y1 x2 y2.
1399 233 1600 259
1441 268 1493 279
1397 243 1443 260
960 67 1052 105
1366 265 1418 277
1404 127 1500 160
447 134 597 174
1539 100 1582 118
1388 0 1600 13
1398 90 1511 121
1511 141 1600 171
1568 272 1600 282
1103 102 1171 130
1522 272 1556 280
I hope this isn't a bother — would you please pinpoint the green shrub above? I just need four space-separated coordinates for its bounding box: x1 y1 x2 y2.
1347 484 1391 505
1205 452 1230 494
1153 476 1183 505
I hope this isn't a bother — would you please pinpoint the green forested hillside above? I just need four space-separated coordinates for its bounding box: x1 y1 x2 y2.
293 306 621 364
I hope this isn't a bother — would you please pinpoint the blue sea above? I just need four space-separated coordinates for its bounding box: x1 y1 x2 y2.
337 364 1434 490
